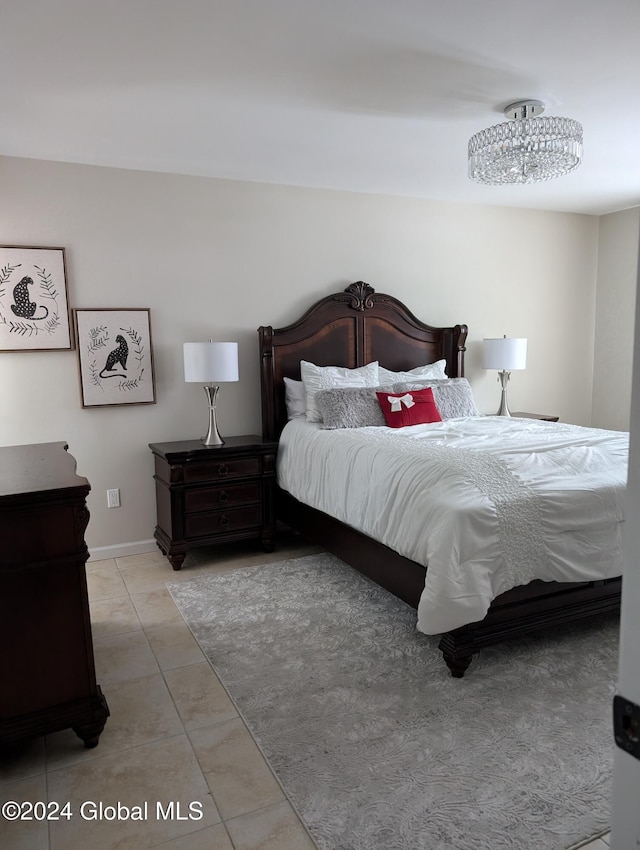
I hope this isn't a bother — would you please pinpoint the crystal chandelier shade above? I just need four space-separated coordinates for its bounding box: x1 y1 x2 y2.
468 101 583 185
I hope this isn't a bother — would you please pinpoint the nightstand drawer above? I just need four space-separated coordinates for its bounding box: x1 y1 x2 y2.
184 505 262 538
184 482 260 513
183 457 260 483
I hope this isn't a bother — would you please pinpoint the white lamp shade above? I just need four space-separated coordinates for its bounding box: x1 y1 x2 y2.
183 342 239 383
482 337 527 371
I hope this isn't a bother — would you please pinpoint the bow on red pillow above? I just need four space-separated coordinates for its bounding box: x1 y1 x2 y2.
376 387 442 427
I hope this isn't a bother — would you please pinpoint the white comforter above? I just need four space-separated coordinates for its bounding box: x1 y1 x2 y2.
277 415 628 634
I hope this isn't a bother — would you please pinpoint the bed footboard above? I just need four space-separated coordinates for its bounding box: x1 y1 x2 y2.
439 576 621 677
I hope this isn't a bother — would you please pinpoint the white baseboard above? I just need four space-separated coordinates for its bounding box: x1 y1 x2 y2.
88 539 158 562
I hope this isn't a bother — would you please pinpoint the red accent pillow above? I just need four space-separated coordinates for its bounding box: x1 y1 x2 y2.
376 387 442 428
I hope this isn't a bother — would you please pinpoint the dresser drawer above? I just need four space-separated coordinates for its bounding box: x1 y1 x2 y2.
182 457 260 483
184 482 260 514
185 505 262 539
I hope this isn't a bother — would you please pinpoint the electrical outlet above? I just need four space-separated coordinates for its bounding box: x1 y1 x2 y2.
107 488 120 508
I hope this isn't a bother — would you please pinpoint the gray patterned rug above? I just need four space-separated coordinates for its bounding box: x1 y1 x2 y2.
168 553 617 850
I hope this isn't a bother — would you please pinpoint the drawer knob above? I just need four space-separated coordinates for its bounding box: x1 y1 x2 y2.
217 464 229 477
219 514 229 528
218 490 229 503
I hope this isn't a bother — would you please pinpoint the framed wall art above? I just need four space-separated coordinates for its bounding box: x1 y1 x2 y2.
0 245 73 351
73 308 156 408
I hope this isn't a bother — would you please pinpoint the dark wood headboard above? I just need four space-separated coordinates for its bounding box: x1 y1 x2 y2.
258 281 468 441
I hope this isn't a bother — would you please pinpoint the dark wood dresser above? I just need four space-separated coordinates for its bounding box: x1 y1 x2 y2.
0 442 109 749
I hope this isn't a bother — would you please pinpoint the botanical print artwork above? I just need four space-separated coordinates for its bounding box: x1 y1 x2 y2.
0 246 72 351
74 308 156 407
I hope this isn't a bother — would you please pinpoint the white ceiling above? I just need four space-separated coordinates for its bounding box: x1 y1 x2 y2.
3 0 640 215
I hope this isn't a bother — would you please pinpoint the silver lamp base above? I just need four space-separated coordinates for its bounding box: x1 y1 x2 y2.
495 370 512 416
202 385 224 446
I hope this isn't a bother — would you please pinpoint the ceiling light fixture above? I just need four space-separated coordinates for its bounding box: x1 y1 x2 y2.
468 100 583 185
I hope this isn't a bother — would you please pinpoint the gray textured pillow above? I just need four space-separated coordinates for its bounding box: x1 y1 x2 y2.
315 386 390 429
393 378 479 419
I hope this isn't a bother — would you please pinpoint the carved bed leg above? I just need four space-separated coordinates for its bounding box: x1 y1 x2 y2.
439 630 474 677
442 652 473 678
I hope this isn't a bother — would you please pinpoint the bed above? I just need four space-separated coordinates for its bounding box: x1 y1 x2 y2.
258 281 624 676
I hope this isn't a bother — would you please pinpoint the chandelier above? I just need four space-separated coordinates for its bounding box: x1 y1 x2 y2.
468 100 583 185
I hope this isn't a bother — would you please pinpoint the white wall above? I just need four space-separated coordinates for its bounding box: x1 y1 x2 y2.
593 207 640 431
0 155 601 555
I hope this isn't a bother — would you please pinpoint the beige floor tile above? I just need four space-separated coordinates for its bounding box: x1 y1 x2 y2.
45 673 185 771
86 566 128 601
47 735 220 850
0 774 49 850
119 561 202 595
0 736 45 785
188 540 262 567
116 549 168 569
163 662 238 730
225 800 318 850
93 629 160 685
86 557 118 572
145 622 205 670
130 587 185 629
116 549 197 571
90 594 143 639
150 822 234 849
189 718 284 819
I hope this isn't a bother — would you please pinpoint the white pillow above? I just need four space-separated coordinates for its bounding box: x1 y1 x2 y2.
284 377 306 419
378 359 448 385
300 360 380 423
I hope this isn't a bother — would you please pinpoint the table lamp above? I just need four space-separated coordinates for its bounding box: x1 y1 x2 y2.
482 336 527 416
183 341 239 445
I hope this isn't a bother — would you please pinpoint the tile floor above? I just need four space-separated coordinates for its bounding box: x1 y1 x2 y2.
0 531 612 850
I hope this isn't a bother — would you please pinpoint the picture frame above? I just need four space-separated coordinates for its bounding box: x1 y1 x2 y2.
0 245 73 351
73 308 156 408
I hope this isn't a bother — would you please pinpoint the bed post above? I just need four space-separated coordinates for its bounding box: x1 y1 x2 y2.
258 325 276 441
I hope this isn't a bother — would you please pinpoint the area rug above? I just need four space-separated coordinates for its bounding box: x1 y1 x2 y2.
168 553 617 850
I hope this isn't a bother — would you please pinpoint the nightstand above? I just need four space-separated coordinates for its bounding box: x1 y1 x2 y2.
149 435 277 570
512 412 560 422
